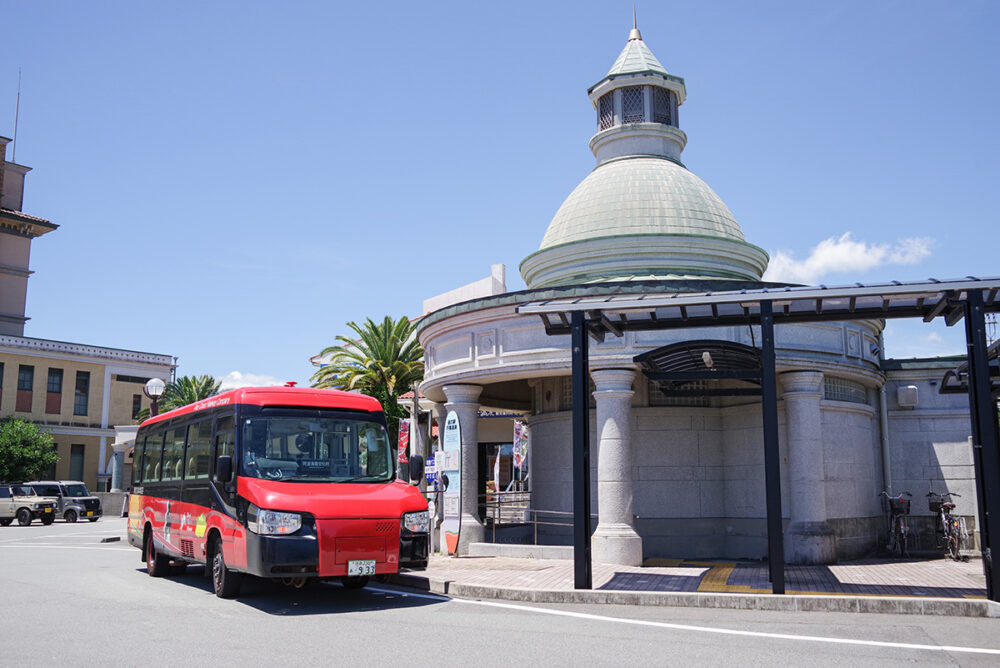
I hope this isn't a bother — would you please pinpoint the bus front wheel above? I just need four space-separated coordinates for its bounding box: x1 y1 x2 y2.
342 575 369 589
210 539 242 598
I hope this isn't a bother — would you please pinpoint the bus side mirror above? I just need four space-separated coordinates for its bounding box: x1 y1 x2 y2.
408 454 425 484
214 455 233 484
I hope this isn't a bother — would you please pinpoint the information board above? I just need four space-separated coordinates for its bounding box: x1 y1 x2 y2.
441 411 462 555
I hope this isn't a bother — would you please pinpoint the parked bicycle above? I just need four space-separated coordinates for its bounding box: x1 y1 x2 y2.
927 491 969 561
880 490 912 558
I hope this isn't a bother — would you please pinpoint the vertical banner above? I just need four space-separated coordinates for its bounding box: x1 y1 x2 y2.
441 411 462 555
397 419 410 463
513 420 529 470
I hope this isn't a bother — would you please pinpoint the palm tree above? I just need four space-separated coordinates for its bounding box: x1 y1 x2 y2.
310 315 423 443
136 374 222 422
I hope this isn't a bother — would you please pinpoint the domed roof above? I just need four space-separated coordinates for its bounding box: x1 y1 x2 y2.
538 157 747 250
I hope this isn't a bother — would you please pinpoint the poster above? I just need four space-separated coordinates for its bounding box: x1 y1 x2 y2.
441 411 462 554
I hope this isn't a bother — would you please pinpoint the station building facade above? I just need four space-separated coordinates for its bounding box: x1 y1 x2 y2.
0 136 175 491
414 27 978 565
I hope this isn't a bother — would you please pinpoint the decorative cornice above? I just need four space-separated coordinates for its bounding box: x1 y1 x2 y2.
0 334 175 366
520 233 769 289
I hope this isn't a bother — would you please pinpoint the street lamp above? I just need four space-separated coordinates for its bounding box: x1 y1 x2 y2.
144 378 166 417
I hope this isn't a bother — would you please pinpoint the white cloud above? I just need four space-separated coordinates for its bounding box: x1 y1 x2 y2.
763 233 933 285
218 371 285 391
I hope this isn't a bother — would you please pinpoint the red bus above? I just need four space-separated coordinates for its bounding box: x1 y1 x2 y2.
127 386 428 597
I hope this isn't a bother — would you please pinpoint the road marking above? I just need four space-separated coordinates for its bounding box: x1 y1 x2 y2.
366 585 1000 656
0 533 124 543
0 544 133 552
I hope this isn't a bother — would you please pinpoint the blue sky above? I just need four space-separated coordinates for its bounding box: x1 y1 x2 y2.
3 1 997 386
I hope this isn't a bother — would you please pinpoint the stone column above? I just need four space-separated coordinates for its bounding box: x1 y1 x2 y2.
443 383 484 553
781 370 836 564
590 368 643 566
110 444 128 492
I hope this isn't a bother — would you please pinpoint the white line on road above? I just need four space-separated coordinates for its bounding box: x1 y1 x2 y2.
0 544 133 552
0 532 123 542
366 585 1000 657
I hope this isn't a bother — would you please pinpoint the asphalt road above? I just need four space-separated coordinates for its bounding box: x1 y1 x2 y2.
2 518 998 667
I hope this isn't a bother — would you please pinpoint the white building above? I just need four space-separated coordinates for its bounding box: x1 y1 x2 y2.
414 25 978 565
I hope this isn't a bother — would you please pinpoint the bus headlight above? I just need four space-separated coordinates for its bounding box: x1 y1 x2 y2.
402 510 429 533
247 504 301 535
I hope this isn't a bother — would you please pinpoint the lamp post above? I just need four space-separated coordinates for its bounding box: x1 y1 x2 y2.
144 378 166 417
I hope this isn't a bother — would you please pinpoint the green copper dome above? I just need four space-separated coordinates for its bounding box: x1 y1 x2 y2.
605 35 667 78
538 157 747 250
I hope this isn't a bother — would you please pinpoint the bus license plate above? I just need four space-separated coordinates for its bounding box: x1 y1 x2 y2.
347 560 376 576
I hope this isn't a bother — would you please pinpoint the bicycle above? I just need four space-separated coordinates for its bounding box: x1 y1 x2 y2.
880 490 912 558
927 491 969 561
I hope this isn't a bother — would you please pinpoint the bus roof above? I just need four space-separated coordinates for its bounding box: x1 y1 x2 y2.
138 386 383 428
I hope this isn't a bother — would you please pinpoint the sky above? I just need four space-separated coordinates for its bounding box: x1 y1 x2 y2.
3 1 998 387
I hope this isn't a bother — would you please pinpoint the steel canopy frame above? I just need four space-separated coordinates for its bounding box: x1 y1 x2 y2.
515 277 1000 599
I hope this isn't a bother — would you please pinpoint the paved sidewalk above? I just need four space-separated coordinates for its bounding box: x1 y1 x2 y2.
395 553 999 617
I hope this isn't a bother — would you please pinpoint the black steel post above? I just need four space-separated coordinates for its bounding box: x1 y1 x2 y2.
759 300 785 594
963 290 1000 601
571 310 593 590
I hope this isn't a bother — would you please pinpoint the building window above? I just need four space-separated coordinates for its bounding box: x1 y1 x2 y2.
653 87 673 125
598 93 614 130
622 86 645 124
824 377 868 404
42 443 58 480
74 371 90 416
69 444 85 481
132 394 142 419
648 378 710 407
46 368 63 414
560 377 596 410
16 365 34 412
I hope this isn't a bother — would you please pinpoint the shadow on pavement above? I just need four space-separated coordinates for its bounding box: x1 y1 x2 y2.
134 566 444 615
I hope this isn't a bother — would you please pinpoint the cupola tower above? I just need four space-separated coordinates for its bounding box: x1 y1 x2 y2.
520 23 769 289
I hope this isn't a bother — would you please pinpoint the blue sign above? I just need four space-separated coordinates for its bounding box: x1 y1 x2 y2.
424 455 437 484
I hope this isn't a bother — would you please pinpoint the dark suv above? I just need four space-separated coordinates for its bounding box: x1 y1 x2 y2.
25 480 103 522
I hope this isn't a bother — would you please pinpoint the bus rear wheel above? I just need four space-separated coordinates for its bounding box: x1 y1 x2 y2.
146 535 170 577
210 539 242 598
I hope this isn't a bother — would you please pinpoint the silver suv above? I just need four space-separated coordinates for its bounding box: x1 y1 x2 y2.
0 484 59 526
25 480 103 523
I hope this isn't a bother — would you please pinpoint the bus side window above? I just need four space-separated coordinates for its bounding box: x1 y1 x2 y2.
134 436 146 484
186 420 212 480
145 432 165 482
212 414 235 479
162 427 188 482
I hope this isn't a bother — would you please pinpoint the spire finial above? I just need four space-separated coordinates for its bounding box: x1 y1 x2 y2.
628 5 642 41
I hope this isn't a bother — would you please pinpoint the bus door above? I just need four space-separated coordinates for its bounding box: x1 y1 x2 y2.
180 418 213 554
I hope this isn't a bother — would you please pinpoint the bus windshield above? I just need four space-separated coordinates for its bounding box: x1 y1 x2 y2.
240 416 393 483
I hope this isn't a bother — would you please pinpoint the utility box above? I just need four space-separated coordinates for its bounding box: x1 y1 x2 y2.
897 385 919 408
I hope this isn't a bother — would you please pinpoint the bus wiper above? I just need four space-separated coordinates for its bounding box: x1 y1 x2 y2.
337 475 383 483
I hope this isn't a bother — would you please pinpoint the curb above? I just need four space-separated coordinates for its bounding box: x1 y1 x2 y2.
395 573 1000 618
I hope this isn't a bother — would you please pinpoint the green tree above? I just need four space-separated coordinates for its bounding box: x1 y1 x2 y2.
310 315 424 443
136 374 222 422
0 418 59 481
